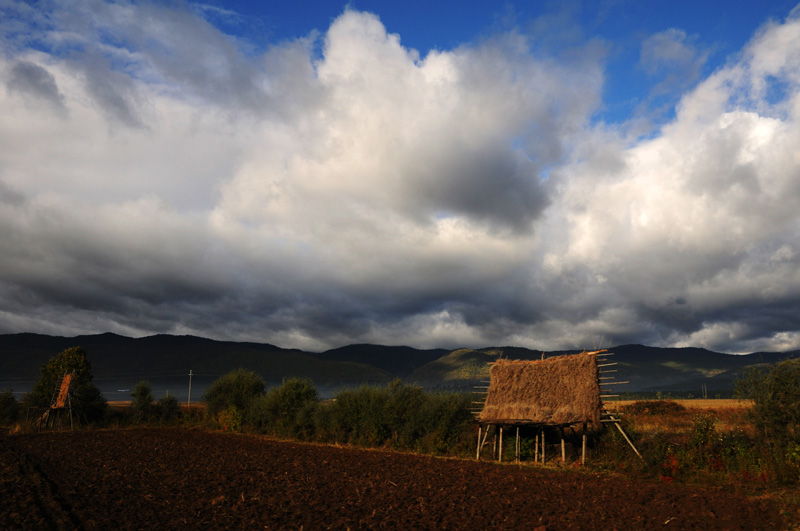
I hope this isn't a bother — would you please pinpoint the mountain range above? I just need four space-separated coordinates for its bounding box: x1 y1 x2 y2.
1 333 797 400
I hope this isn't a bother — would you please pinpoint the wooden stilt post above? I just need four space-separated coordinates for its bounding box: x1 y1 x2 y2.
560 427 566 463
581 422 587 465
498 426 503 462
541 429 546 465
476 425 482 460
516 427 520 463
534 429 539 463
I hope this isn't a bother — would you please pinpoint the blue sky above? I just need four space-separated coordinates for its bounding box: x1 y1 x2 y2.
199 0 797 124
1 0 800 353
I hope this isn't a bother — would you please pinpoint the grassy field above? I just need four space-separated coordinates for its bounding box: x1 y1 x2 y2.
606 398 752 410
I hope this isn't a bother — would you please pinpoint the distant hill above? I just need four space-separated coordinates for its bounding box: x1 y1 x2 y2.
318 344 448 378
609 345 799 393
408 344 800 394
0 333 392 395
1 333 798 398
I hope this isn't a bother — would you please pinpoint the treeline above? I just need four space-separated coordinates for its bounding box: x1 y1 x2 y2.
200 369 475 455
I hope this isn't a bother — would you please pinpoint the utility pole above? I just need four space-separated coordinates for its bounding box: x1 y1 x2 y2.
188 370 193 407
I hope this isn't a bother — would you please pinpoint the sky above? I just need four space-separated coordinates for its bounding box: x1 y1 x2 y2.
1 1 800 354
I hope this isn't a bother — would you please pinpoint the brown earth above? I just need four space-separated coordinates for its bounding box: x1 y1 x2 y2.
0 427 788 530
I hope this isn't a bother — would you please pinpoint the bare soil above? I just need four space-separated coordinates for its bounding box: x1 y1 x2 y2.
0 427 788 530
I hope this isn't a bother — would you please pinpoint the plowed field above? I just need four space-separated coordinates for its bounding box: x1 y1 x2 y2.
0 428 787 529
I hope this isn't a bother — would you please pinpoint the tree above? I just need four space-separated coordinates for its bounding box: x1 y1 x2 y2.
203 368 266 416
24 346 107 422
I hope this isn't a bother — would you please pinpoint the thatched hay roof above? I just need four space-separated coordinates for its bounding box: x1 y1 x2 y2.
479 351 600 426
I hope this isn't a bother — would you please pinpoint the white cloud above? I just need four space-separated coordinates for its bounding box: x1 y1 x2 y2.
542 10 800 352
1 2 800 354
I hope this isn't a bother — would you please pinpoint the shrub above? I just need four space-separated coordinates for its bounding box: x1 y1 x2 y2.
217 406 243 432
312 382 473 454
686 413 718 468
324 386 391 446
415 391 474 455
23 346 107 422
623 400 686 416
737 359 800 446
385 381 426 447
247 378 319 437
0 389 20 425
736 359 800 482
156 394 180 423
131 381 155 420
203 368 266 416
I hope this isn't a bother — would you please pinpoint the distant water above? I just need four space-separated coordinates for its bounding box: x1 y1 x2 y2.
0 377 472 402
0 378 405 402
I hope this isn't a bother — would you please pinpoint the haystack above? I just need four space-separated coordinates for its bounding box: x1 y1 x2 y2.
479 352 600 427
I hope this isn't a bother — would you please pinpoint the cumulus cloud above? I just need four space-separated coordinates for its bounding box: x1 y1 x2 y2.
544 9 800 352
0 1 799 353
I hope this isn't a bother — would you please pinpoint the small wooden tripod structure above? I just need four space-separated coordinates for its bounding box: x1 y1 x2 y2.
32 371 76 431
474 350 641 463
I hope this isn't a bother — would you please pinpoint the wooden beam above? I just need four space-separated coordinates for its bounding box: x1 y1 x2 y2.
479 424 491 453
608 415 643 460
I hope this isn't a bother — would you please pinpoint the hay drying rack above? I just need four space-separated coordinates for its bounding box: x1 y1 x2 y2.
29 371 77 431
472 349 641 464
